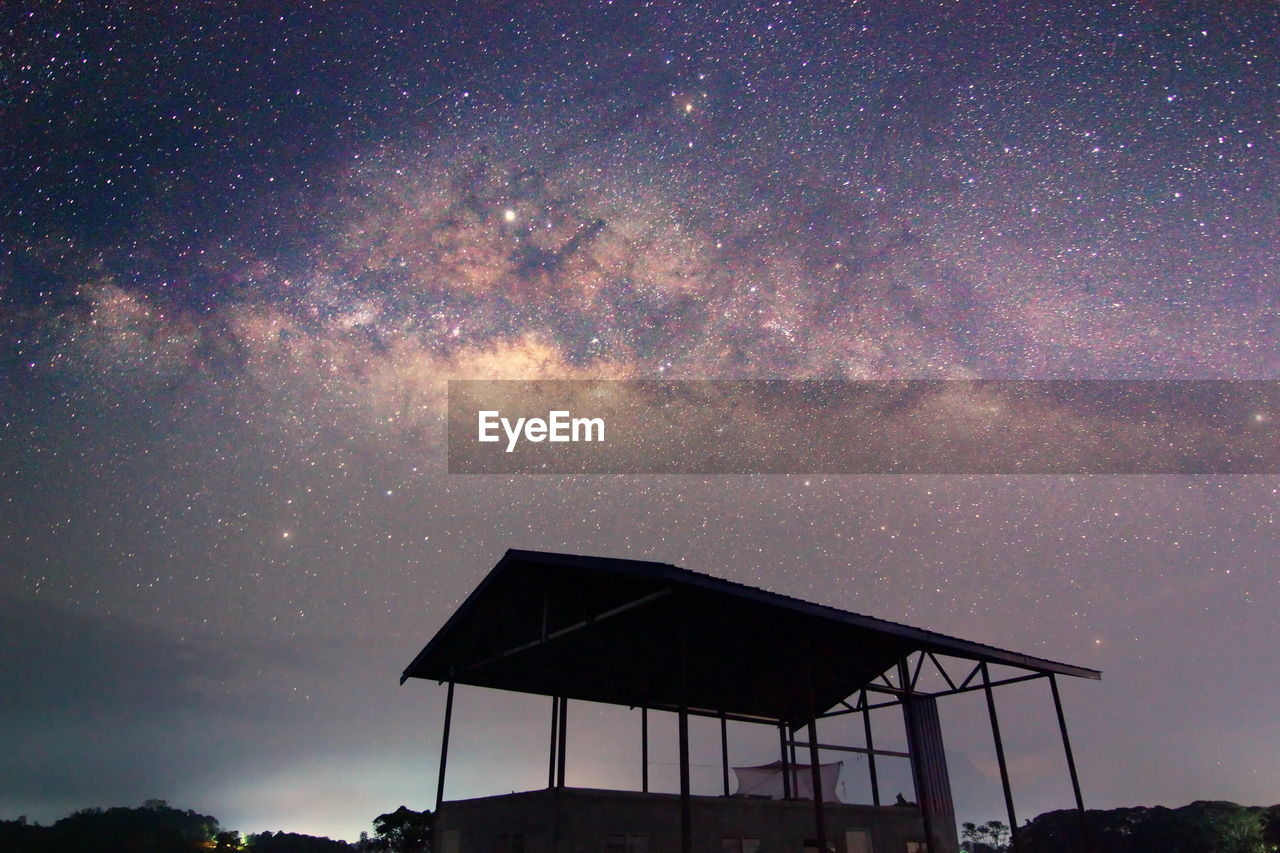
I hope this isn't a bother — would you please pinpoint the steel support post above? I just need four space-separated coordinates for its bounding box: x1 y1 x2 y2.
678 705 692 853
435 681 455 812
548 695 559 789
678 599 692 853
779 723 793 799
899 659 934 851
1049 674 1084 811
808 718 829 853
556 695 568 788
1049 674 1089 851
721 713 731 796
982 662 1019 848
642 706 649 793
861 689 881 807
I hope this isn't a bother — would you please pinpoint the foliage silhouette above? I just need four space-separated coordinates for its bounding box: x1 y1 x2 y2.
0 800 220 853
246 829 353 851
371 805 433 853
1020 801 1277 853
3 796 1275 853
962 819 1011 852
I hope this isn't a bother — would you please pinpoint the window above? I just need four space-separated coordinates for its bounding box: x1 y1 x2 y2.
496 833 525 853
845 829 873 853
603 834 649 853
722 838 762 853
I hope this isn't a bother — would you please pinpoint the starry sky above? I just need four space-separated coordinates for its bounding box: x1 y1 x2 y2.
2 0 1278 842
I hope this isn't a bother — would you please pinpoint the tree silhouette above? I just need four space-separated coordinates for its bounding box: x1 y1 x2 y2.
961 819 1011 853
1019 801 1273 853
0 801 220 852
372 806 433 853
245 830 352 851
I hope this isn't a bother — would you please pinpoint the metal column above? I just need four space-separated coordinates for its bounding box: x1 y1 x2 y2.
807 718 829 853
720 713 731 796
548 695 559 789
678 598 692 853
861 689 881 807
982 662 1019 847
1049 674 1090 851
678 704 692 853
899 659 933 850
435 681 455 812
556 695 568 788
901 688 958 853
779 723 793 799
552 694 567 853
642 706 649 793
1049 674 1085 812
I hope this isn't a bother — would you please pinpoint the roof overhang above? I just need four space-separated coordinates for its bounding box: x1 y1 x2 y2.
402 550 1099 726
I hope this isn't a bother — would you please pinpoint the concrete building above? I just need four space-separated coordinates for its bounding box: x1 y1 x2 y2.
402 550 1099 853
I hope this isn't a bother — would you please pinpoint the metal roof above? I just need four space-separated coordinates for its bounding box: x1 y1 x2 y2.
402 549 1099 725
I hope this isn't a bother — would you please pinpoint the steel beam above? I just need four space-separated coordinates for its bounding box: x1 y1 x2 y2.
435 681 455 811
1049 674 1084 812
910 652 926 690
862 689 881 807
678 599 692 853
788 740 910 760
556 695 568 788
463 589 671 673
982 662 1018 848
1050 674 1089 852
807 718 829 852
899 658 933 849
641 706 649 793
547 694 558 789
678 705 691 852
936 671 1046 699
926 651 958 690
819 671 1048 719
779 723 792 799
721 713 731 796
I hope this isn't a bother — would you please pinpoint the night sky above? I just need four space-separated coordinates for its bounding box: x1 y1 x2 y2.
2 0 1278 842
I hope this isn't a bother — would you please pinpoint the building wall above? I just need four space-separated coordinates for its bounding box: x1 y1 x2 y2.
435 787 931 853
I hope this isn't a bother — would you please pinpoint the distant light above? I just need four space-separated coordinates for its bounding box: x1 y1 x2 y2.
503 209 517 222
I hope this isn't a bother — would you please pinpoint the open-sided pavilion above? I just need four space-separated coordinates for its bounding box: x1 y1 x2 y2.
402 550 1100 853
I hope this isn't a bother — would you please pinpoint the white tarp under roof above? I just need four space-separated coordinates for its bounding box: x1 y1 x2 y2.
732 760 844 802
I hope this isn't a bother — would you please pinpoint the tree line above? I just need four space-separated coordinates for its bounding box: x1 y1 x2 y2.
965 801 1280 853
2 797 1277 852
1019 801 1280 853
0 799 432 853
